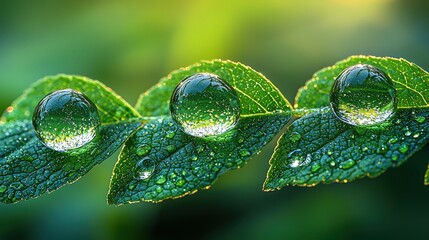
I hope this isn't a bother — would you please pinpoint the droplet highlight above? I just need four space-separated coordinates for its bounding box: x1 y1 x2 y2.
32 89 100 152
169 73 241 137
330 64 397 126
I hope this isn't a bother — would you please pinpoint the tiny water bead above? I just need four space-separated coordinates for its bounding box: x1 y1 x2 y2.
330 64 397 126
169 73 241 138
32 89 100 152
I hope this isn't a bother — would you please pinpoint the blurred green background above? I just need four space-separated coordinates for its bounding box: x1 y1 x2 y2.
1 0 429 239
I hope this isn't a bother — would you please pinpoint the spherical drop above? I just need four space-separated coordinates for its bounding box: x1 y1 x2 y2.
330 64 397 126
32 89 100 152
169 73 241 137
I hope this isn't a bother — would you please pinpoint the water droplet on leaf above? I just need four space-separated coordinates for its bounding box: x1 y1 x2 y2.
166 145 176 153
290 132 301 142
165 131 175 139
311 163 321 172
32 89 100 152
398 144 409 154
330 64 397 126
170 73 241 137
156 176 166 185
404 130 412 137
414 116 426 123
239 149 251 157
287 149 310 168
388 137 398 144
135 157 156 180
136 144 151 156
340 159 356 169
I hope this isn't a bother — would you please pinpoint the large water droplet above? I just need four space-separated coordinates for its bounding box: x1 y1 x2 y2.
330 64 397 126
135 157 156 180
32 89 100 152
286 149 311 168
170 73 241 137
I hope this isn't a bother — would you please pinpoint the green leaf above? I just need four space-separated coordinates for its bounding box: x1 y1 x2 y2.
108 115 288 204
135 59 291 116
294 55 429 110
0 75 141 203
109 60 292 204
264 108 429 190
266 55 429 190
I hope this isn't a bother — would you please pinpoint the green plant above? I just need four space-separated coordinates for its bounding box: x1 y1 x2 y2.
0 55 428 205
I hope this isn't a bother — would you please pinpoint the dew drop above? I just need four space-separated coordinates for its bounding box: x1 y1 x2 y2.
169 73 241 137
391 155 399 161
176 179 186 187
165 131 175 139
32 89 100 152
376 144 388 154
136 144 151 156
286 149 310 168
311 163 321 173
414 116 426 123
388 137 398 144
340 159 355 169
398 144 409 154
413 132 420 138
166 145 176 153
239 149 251 157
155 176 166 185
290 132 301 142
330 64 397 126
134 157 156 180
404 130 412 137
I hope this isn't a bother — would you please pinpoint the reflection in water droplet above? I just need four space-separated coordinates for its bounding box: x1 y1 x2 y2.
340 159 356 169
404 130 412 137
413 132 420 138
32 89 100 152
135 157 156 180
170 73 241 137
330 64 397 126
